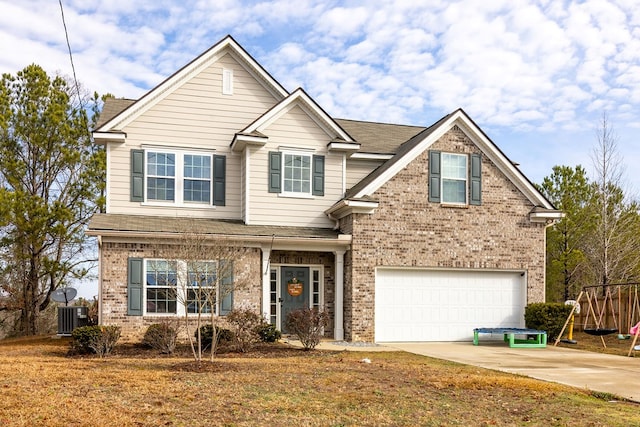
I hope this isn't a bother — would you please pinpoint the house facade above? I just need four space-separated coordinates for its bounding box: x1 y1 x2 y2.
88 35 561 342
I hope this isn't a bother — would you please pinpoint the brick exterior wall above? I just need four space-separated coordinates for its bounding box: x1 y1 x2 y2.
341 126 547 341
99 241 262 341
99 242 337 340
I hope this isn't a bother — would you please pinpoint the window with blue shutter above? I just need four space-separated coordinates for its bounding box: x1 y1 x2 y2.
428 150 441 203
268 151 282 193
312 155 325 196
127 258 143 316
131 150 144 202
429 150 482 206
213 155 226 206
470 153 482 205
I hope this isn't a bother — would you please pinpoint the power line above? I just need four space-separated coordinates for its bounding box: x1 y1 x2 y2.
58 0 82 107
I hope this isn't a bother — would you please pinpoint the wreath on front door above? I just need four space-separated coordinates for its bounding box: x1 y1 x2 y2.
287 277 303 297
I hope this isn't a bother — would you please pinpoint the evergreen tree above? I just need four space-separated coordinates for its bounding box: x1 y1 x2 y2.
0 64 105 335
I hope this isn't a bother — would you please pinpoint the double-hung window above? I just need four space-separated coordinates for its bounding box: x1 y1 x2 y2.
183 154 211 203
268 151 325 196
283 153 311 194
131 149 225 206
186 261 216 314
441 153 467 204
146 260 178 314
147 152 176 202
130 258 233 316
428 150 482 206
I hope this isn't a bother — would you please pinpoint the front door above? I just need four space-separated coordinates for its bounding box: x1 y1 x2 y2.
281 266 310 333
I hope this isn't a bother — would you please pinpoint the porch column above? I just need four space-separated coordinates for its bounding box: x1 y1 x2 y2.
334 250 345 341
261 245 271 322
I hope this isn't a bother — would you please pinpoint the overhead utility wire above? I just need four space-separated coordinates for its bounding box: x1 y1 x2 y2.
58 0 82 107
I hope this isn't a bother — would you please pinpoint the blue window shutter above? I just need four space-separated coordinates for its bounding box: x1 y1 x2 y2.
220 261 233 315
312 155 325 196
470 153 482 205
268 151 281 193
213 154 226 206
428 150 441 203
127 258 143 316
131 150 144 202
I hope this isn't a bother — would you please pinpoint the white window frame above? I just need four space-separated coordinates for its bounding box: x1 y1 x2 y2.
281 150 313 198
143 259 228 317
143 148 214 207
441 153 468 205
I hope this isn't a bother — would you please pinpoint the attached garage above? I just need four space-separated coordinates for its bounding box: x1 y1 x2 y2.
375 268 526 342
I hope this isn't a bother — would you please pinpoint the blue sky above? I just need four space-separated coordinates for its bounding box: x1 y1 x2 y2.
2 1 640 298
2 1 640 192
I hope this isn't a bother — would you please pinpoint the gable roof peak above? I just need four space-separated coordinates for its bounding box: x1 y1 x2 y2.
94 34 289 133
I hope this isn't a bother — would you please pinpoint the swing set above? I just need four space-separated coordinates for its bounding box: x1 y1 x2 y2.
555 283 640 355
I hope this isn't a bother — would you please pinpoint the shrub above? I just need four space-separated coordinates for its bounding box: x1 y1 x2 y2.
524 303 574 341
142 321 179 354
285 307 329 351
71 325 121 357
257 323 281 343
197 324 233 351
226 308 264 352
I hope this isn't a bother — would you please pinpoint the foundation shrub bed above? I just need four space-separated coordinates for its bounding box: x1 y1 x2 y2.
285 307 329 350
71 325 121 357
142 321 179 354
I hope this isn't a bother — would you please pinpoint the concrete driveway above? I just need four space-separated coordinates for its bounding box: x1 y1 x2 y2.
386 342 640 403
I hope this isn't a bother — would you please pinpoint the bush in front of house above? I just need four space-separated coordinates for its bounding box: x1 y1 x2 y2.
71 325 121 357
197 324 234 351
226 308 265 352
524 303 574 341
142 321 179 354
285 307 329 351
257 323 281 343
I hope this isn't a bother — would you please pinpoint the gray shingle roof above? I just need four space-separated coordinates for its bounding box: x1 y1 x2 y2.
94 98 135 130
88 213 340 239
334 119 426 154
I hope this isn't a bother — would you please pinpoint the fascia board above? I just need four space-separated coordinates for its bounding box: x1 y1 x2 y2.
245 89 355 143
352 113 457 198
97 36 288 132
92 131 126 144
453 115 555 210
89 230 352 250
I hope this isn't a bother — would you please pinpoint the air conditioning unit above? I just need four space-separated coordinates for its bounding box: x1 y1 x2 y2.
57 306 89 336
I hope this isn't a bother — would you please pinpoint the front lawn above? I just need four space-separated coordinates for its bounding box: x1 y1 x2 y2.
0 336 638 426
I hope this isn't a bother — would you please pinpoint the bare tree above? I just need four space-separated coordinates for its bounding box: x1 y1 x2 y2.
166 226 250 363
583 113 640 286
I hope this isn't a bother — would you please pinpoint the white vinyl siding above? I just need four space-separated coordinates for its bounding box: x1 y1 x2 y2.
106 52 278 218
248 105 340 227
346 159 385 189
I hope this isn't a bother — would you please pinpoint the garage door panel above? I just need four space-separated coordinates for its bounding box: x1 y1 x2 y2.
375 269 526 342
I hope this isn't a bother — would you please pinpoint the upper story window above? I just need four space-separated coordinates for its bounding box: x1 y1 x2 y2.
268 150 324 197
130 149 225 206
183 154 211 203
283 153 311 194
429 150 482 206
441 153 467 204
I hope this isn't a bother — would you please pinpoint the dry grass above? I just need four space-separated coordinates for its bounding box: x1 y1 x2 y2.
0 336 639 426
555 330 640 357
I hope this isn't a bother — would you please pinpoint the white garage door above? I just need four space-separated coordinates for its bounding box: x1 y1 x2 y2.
375 269 526 342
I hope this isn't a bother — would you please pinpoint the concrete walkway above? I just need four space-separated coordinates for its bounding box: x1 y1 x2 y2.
287 339 640 403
